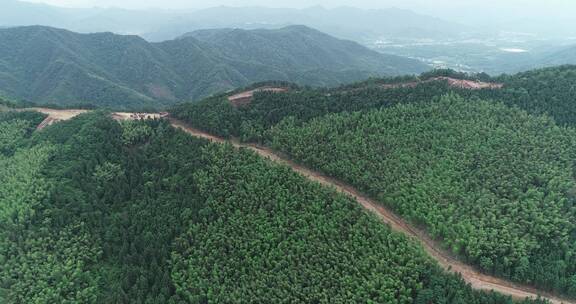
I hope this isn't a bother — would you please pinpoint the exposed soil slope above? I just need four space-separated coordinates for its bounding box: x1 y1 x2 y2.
381 77 504 90
228 87 289 107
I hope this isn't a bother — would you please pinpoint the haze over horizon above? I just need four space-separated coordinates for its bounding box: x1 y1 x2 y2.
18 0 576 35
2 0 575 76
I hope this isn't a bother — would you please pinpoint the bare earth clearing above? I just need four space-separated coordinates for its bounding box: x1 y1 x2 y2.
23 107 574 304
381 77 504 90
228 87 289 107
25 108 166 129
19 108 88 130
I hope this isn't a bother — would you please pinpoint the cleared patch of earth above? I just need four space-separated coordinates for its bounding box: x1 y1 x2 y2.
228 87 289 107
381 77 504 90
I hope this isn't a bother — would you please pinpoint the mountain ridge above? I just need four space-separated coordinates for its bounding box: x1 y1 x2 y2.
0 25 429 110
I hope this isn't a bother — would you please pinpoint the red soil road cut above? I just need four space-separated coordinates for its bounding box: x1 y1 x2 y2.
169 117 574 304
381 77 503 90
228 87 289 107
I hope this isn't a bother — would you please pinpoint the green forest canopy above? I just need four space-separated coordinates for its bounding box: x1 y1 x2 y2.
0 111 547 303
265 95 576 297
172 65 576 299
172 65 576 139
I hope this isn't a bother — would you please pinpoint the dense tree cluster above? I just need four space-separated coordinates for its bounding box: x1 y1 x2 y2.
0 111 542 303
174 65 576 142
171 66 576 300
480 65 576 126
0 111 45 155
266 95 576 297
172 82 452 141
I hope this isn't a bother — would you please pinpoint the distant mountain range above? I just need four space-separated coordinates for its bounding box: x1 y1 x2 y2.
0 0 472 43
0 25 429 109
180 26 425 76
146 6 473 43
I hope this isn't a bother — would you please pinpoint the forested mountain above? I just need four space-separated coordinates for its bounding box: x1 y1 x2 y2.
182 26 426 77
0 110 545 304
0 26 177 109
266 96 576 297
173 66 576 138
173 65 576 299
0 25 428 110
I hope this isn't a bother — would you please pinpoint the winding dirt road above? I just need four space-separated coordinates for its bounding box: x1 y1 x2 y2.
23 107 574 303
169 118 574 304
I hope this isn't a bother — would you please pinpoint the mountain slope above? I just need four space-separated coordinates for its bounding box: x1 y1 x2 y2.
0 0 176 36
182 26 427 77
0 111 537 304
0 26 178 109
173 66 576 300
0 25 428 110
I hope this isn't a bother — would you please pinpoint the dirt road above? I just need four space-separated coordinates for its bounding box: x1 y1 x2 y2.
169 118 574 304
380 77 504 90
23 108 164 129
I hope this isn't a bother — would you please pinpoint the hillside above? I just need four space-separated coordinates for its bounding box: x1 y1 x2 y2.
0 25 428 110
173 66 576 138
266 96 576 298
0 26 180 109
0 110 543 304
173 66 576 300
181 26 427 77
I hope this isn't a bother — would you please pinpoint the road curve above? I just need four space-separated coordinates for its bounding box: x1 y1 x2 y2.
169 118 575 304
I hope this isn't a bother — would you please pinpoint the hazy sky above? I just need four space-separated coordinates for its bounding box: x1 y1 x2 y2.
23 0 576 27
23 0 576 11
